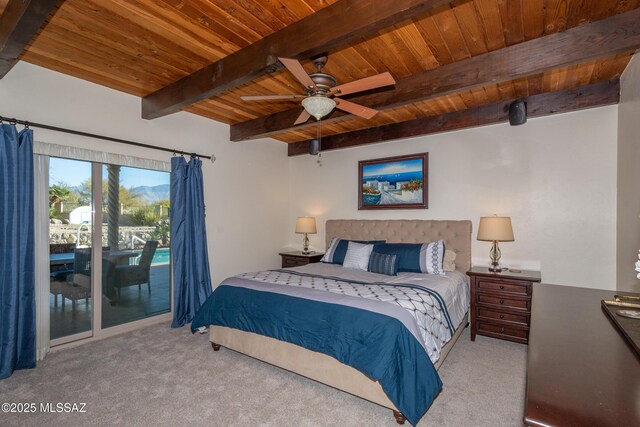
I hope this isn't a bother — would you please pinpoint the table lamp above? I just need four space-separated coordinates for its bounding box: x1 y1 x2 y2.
295 217 317 255
477 215 514 272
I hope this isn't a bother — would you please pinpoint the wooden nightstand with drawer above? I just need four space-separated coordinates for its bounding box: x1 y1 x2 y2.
279 251 324 268
467 267 541 344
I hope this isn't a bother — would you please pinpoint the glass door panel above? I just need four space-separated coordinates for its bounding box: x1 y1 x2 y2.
101 164 171 328
49 158 93 340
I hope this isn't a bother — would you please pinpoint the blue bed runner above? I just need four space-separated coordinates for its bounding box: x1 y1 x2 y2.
192 283 442 425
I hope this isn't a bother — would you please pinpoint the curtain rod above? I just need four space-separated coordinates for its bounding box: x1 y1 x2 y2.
0 115 216 163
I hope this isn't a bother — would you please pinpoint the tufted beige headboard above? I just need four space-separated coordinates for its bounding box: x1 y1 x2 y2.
325 219 472 273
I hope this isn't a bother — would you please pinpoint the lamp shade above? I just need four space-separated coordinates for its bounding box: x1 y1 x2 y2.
302 96 336 120
477 216 514 242
295 217 317 234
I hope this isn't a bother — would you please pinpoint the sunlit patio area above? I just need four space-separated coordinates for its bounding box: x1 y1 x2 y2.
49 263 170 340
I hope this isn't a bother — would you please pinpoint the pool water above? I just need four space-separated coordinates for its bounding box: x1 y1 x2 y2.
133 247 171 265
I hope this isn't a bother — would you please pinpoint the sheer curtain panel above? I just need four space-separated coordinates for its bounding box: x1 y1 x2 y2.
33 154 50 360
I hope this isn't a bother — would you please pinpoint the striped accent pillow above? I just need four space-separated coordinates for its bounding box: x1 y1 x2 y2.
321 237 341 263
371 241 445 274
419 240 446 275
368 252 398 276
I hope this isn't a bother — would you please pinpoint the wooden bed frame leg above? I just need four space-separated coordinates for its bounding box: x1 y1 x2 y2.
392 410 406 425
211 342 221 352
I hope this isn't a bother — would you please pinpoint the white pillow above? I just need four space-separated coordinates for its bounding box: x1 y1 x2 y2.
342 241 374 271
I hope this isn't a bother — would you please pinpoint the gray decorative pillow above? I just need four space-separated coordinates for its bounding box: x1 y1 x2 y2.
368 252 398 276
342 241 374 271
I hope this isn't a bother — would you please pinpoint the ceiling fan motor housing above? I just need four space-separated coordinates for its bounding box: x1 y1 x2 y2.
307 73 337 95
306 55 337 95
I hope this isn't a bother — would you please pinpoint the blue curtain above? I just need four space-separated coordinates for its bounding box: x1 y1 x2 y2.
0 124 36 379
170 156 213 328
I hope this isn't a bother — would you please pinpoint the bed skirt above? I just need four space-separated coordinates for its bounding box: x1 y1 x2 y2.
209 312 468 412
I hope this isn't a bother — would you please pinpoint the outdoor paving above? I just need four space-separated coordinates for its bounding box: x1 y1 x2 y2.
50 264 170 339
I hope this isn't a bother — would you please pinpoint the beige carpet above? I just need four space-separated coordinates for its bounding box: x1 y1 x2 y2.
0 324 526 426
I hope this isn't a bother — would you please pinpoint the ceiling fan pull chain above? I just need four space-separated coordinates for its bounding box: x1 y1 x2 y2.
317 119 322 166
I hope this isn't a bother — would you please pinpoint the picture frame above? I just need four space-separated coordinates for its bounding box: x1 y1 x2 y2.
358 153 428 210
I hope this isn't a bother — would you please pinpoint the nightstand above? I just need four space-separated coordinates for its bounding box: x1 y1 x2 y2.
279 251 324 268
467 267 541 344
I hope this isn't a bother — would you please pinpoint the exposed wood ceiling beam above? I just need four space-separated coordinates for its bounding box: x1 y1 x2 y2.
0 0 61 78
141 0 468 120
233 8 640 142
288 79 620 156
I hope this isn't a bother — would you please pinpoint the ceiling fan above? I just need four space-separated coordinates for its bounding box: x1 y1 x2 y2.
240 56 396 125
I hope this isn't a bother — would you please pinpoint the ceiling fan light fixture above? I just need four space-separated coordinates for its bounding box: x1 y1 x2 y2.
302 96 336 120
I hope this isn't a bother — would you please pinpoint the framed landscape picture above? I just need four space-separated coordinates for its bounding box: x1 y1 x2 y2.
358 153 428 210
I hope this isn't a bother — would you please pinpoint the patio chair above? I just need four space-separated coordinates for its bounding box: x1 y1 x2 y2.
113 241 158 298
50 246 109 283
59 247 92 311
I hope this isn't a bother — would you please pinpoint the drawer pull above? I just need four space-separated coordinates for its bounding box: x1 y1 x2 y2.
499 299 504 304
500 285 504 290
499 314 504 319
500 327 505 334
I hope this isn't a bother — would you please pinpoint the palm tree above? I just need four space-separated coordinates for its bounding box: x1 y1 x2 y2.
49 184 71 208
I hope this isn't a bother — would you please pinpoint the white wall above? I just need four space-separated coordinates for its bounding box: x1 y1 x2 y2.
287 107 619 289
617 54 640 293
1 62 622 290
0 62 290 286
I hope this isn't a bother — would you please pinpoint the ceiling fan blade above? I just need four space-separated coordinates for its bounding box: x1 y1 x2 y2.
279 57 317 91
334 98 378 119
330 72 396 97
240 94 305 101
293 109 311 125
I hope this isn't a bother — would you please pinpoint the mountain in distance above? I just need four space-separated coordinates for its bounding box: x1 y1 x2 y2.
130 184 170 203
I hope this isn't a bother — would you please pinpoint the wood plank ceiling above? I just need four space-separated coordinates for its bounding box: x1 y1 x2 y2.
13 0 640 149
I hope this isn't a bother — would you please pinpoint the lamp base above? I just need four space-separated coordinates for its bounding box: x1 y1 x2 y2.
302 233 310 255
488 241 502 272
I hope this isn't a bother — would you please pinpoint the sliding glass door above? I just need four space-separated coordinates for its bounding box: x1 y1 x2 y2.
48 158 171 344
101 165 171 328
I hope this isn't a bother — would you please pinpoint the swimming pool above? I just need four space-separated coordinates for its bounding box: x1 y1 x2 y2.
133 247 171 265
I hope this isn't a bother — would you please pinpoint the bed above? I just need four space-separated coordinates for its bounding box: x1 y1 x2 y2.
192 219 472 425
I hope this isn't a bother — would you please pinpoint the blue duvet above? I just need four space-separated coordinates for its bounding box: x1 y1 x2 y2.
192 269 449 425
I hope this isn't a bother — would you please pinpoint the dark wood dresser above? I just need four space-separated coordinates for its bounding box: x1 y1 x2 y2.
279 251 324 268
525 284 640 426
467 267 541 344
